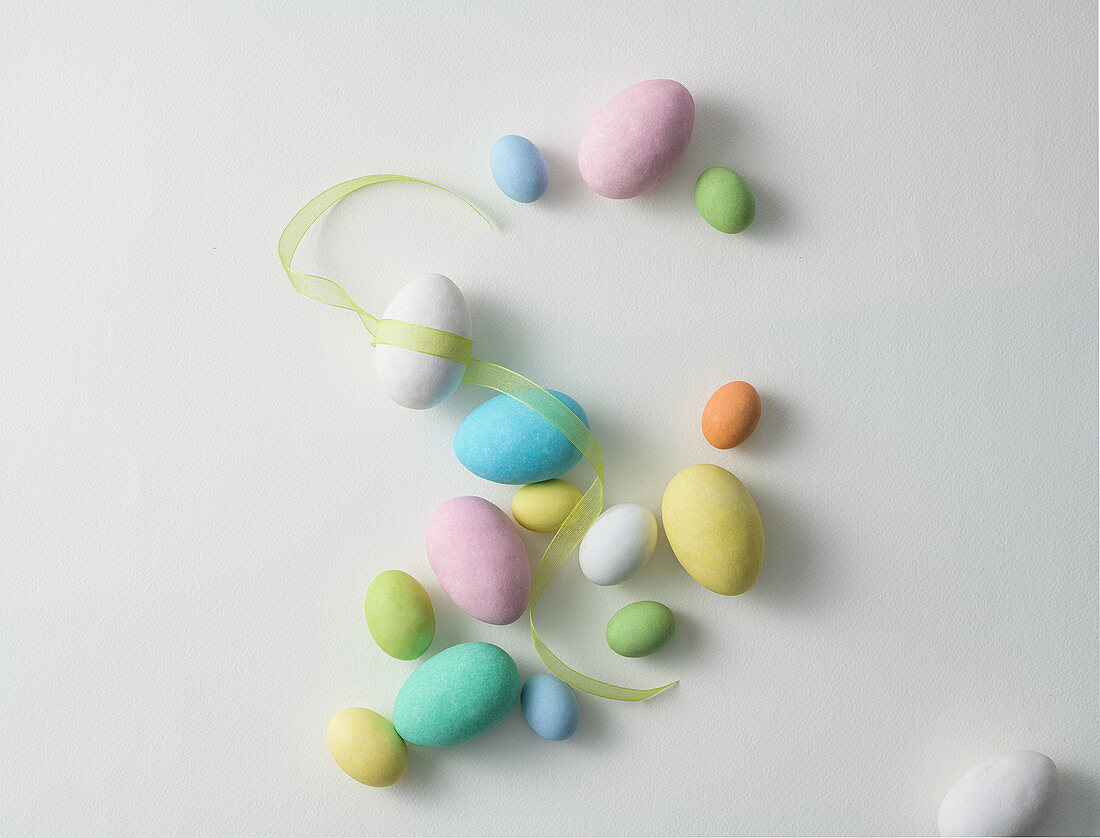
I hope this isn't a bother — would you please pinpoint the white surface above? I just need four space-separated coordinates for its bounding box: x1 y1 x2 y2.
1 2 1096 835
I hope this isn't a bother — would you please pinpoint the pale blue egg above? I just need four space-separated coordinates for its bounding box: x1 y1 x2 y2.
453 390 588 484
490 135 550 203
520 673 579 740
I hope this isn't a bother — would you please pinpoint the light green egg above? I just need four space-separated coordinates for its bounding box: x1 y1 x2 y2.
606 601 676 657
694 166 755 233
364 570 435 660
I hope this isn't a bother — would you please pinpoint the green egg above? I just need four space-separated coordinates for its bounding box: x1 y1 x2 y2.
694 166 755 233
606 600 676 657
364 570 435 660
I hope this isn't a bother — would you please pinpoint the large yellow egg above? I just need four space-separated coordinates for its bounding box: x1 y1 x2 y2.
326 707 409 787
661 464 764 595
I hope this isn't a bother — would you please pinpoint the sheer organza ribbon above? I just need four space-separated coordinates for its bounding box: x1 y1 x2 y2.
279 174 676 701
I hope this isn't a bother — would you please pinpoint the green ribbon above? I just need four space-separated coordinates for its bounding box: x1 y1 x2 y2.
278 174 676 701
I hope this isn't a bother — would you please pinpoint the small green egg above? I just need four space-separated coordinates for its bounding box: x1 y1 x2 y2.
694 167 755 233
364 570 435 660
605 600 676 657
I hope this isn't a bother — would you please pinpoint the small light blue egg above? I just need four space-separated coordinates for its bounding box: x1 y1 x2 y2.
520 673 580 740
490 135 550 203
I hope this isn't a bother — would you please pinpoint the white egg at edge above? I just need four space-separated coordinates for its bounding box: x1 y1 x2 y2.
937 751 1058 837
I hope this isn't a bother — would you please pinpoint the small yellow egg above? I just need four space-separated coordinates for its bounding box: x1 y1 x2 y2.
511 479 583 532
326 707 409 787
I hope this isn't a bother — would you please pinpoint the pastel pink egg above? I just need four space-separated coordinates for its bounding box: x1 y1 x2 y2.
425 496 532 625
578 79 695 199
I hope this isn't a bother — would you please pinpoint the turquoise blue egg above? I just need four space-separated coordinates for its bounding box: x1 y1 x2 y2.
520 673 579 741
490 135 550 203
453 390 588 484
393 642 520 748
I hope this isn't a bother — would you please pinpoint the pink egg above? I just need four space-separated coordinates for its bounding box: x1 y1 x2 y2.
577 79 695 199
425 496 532 625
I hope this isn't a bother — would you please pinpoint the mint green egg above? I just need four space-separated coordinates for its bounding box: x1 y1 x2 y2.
393 642 520 748
606 601 676 657
364 570 435 660
694 167 755 233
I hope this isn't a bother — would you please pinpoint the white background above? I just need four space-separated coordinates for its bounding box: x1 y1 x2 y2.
2 2 1096 836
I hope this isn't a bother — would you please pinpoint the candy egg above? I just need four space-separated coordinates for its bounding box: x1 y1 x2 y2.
326 707 409 787
578 503 658 585
425 496 531 625
374 274 471 409
662 464 764 595
453 390 589 484
490 135 550 203
512 479 582 533
605 601 676 657
364 570 435 660
578 79 695 199
520 673 580 741
393 641 520 748
701 381 762 449
938 751 1058 837
694 167 756 233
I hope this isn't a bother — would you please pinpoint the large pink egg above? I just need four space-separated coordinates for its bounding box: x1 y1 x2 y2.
577 79 695 199
425 496 532 625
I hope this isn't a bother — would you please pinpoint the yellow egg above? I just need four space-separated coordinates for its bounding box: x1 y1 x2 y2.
511 479 582 532
661 464 764 595
326 707 409 787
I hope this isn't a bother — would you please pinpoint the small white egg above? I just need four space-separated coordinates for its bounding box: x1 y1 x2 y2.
578 503 658 585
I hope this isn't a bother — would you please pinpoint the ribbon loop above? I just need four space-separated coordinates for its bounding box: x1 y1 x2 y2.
279 175 676 701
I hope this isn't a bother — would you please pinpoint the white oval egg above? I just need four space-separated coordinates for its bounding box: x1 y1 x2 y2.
374 274 472 409
578 503 659 585
938 750 1058 837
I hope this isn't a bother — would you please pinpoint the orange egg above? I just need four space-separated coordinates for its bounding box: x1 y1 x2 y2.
701 381 761 449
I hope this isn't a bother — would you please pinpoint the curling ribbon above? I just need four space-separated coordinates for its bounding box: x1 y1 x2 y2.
279 174 676 701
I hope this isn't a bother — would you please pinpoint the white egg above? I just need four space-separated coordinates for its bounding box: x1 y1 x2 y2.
374 274 472 409
938 750 1057 837
578 503 659 585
